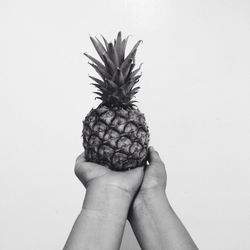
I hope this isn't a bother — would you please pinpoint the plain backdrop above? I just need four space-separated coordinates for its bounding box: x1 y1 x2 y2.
0 0 250 249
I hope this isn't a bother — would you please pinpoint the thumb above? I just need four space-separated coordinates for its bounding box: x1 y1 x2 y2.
148 146 163 164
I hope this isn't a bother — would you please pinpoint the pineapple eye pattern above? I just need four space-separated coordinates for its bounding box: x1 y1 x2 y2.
82 105 149 170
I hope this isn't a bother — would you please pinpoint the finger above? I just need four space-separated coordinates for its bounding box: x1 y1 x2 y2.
75 152 102 173
74 152 109 187
74 152 97 182
75 152 86 163
74 152 86 174
148 146 163 164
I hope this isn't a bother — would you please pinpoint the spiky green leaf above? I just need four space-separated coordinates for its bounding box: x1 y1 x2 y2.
106 79 118 89
93 91 103 97
115 32 123 64
102 53 116 73
124 40 142 62
111 68 124 86
95 36 107 53
120 58 133 80
100 34 109 50
88 75 106 87
131 63 143 78
89 62 111 80
107 43 119 67
91 83 107 92
84 53 105 70
90 36 106 60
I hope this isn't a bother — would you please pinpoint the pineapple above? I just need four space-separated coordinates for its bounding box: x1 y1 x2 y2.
82 32 149 171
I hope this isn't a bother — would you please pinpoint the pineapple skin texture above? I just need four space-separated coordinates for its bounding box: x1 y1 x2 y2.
82 105 150 171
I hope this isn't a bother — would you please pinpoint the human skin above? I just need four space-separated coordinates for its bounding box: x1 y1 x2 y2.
128 147 198 250
63 152 144 250
63 147 198 250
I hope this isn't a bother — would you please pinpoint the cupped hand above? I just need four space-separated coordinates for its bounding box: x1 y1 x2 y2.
74 152 145 198
129 146 167 210
140 146 167 192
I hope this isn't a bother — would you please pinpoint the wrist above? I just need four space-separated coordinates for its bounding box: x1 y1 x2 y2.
83 182 133 221
129 188 169 219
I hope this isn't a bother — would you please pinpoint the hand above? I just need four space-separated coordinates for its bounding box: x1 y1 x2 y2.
74 152 144 199
130 146 167 209
127 148 199 250
140 146 167 192
64 154 145 250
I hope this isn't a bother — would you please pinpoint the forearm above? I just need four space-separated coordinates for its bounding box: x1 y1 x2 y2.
64 184 132 250
128 189 198 250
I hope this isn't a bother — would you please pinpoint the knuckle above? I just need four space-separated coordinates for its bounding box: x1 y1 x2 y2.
74 163 80 176
74 160 81 173
74 153 86 176
154 150 159 156
156 158 164 166
74 161 85 177
75 154 82 163
160 160 165 167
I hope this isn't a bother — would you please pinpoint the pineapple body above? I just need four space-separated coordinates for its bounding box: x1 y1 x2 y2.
83 105 149 170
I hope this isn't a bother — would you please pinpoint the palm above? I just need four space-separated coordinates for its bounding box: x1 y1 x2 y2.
75 153 144 196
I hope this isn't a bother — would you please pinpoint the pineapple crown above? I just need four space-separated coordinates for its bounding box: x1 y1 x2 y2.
84 31 143 108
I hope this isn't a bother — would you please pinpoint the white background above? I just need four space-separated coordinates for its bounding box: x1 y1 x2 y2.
0 0 250 249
